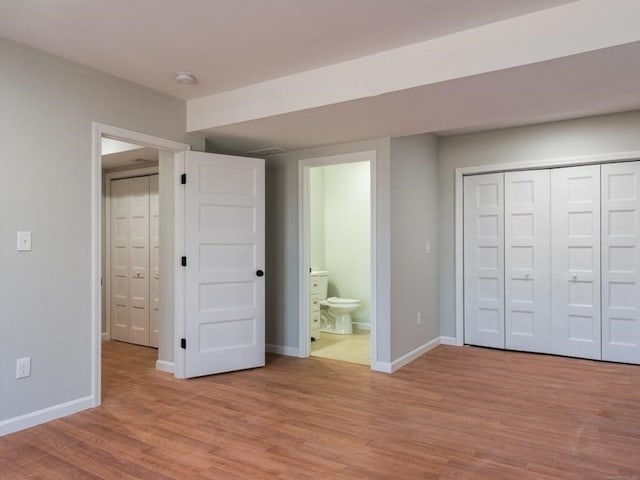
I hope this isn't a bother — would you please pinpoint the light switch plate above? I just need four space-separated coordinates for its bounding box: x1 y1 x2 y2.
17 231 32 251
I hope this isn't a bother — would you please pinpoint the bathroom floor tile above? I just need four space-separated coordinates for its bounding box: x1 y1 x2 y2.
310 330 370 365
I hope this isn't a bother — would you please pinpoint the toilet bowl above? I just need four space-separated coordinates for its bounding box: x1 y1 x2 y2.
320 297 360 335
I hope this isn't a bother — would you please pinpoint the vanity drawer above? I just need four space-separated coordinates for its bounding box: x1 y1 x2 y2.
310 294 320 312
310 277 320 295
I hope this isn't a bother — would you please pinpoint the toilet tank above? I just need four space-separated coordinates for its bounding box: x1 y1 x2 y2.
310 270 329 300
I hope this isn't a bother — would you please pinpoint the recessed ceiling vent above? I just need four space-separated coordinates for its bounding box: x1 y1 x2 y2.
245 147 286 157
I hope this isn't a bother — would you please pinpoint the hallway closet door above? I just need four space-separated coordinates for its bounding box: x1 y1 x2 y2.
504 170 551 353
602 162 640 364
110 176 151 346
463 173 505 348
149 175 160 348
550 165 601 360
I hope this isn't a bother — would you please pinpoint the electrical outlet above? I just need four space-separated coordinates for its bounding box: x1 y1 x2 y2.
425 241 431 254
16 357 31 379
417 312 422 325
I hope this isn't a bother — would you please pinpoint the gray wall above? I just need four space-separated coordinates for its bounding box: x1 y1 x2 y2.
0 37 203 423
390 134 440 359
438 110 640 338
264 138 392 362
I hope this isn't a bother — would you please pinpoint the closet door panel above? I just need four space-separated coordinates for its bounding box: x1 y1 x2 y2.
127 176 150 346
551 165 601 360
464 173 505 348
505 170 551 353
110 178 130 342
602 162 640 364
149 175 160 349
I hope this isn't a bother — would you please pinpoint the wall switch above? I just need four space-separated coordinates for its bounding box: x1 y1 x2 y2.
425 241 431 254
417 312 422 325
17 231 32 251
16 357 31 379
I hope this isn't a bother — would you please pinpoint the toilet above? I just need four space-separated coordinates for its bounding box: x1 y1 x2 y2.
311 271 360 335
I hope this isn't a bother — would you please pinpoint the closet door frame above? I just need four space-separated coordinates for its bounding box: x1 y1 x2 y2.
454 151 640 347
104 167 159 342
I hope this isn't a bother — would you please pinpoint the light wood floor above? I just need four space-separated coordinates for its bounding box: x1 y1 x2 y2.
2 341 640 479
311 330 370 365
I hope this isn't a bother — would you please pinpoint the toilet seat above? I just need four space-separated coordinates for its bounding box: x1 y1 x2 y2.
321 297 359 307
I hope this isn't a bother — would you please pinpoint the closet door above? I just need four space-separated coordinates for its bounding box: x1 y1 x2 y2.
149 175 160 349
550 165 601 360
111 179 131 342
127 176 151 346
602 162 640 364
464 173 505 348
504 170 551 353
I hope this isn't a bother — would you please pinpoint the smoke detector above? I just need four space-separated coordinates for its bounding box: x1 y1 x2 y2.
175 72 197 85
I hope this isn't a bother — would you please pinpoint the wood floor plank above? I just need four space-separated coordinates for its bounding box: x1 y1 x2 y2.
1 341 640 478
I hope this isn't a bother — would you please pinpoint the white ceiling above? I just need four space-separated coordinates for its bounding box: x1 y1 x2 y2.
3 0 640 154
0 0 573 99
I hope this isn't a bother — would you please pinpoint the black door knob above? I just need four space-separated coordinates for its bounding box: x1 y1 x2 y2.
256 270 264 277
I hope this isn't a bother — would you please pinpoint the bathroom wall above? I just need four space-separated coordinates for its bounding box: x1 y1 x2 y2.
311 162 371 327
265 138 392 362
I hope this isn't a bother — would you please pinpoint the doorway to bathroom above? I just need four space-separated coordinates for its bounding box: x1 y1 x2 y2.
299 151 375 366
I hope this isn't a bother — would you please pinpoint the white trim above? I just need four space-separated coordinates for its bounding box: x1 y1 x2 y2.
391 336 441 372
298 151 378 368
352 322 371 331
439 336 459 346
101 332 109 341
92 123 190 411
454 149 640 347
0 396 93 437
104 167 159 347
155 360 175 374
266 344 301 357
173 152 187 379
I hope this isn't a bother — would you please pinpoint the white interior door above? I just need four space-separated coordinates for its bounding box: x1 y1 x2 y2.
463 173 505 349
149 174 160 348
602 161 640 364
505 170 551 353
184 151 265 378
550 165 601 360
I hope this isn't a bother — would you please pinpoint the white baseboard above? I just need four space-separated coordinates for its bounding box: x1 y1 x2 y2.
155 360 175 374
352 322 371 331
440 336 460 346
373 337 442 374
0 396 93 437
101 332 109 341
266 344 301 357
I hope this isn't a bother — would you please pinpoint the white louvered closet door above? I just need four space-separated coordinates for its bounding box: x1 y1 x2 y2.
601 161 640 364
463 173 505 349
550 165 601 360
504 170 551 353
110 179 130 342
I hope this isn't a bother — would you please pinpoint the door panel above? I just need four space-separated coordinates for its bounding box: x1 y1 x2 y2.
110 178 130 342
551 165 601 360
185 152 265 378
505 170 551 353
602 162 640 364
464 173 505 349
149 175 160 348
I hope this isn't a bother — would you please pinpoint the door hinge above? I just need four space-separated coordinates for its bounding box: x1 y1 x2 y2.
181 256 187 267
181 338 186 349
181 173 187 184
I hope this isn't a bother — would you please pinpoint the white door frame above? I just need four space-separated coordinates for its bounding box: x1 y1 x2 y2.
298 150 378 367
454 149 640 347
91 122 190 407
